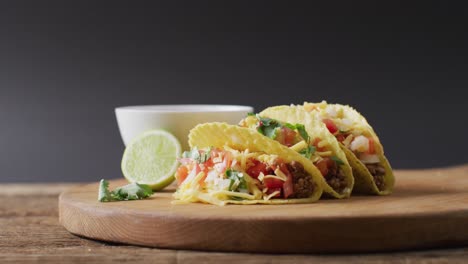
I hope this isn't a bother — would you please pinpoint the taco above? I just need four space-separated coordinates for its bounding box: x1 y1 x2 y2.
239 106 354 198
300 101 394 195
172 123 323 205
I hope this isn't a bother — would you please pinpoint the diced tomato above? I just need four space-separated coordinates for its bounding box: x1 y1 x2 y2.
264 177 284 188
367 137 375 154
315 157 334 177
175 154 214 187
210 148 221 158
336 134 344 142
276 127 297 147
175 166 189 185
222 151 233 168
266 187 282 198
283 127 297 147
203 157 214 169
246 160 269 179
279 163 294 198
323 118 338 134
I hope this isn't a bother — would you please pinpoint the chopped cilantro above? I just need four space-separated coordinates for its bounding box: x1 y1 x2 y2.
247 112 255 116
299 145 316 159
198 150 211 163
263 126 280 139
98 179 112 202
225 169 248 192
256 115 281 139
283 123 296 130
182 147 199 160
182 147 211 163
98 179 153 202
255 115 310 144
295 124 309 142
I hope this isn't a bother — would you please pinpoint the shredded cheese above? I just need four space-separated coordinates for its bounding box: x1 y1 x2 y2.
317 139 328 148
211 190 256 200
223 145 239 154
231 159 238 168
197 191 226 206
343 134 354 147
193 171 206 184
180 169 203 188
258 172 265 182
250 183 262 200
245 152 261 159
231 178 240 190
316 151 333 156
257 154 278 165
311 155 321 163
264 175 286 182
263 191 280 201
273 168 288 181
240 149 248 170
290 140 308 152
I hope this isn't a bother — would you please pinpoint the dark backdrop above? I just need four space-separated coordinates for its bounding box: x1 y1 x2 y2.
1 2 467 182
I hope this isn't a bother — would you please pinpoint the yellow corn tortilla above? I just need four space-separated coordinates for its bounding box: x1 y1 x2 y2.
301 101 395 195
256 106 354 198
185 122 324 204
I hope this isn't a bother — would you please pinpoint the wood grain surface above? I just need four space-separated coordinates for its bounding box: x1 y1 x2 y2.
0 167 468 263
59 165 468 254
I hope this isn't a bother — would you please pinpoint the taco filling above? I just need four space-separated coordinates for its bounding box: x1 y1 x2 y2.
304 102 386 190
240 115 349 194
173 147 317 205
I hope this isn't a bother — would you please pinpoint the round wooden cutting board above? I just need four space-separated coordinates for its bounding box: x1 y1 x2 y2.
59 165 468 253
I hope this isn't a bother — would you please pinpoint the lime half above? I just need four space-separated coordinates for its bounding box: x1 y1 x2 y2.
121 130 181 190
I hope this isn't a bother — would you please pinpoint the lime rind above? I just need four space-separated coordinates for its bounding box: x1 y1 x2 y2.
121 130 181 191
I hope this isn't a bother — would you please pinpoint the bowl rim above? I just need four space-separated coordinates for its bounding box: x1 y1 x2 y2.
115 104 254 113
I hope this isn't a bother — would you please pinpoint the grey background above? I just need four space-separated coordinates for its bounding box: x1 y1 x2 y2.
0 2 467 182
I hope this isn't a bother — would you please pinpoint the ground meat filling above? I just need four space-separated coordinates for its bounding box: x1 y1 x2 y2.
366 163 386 190
287 161 315 198
324 162 348 194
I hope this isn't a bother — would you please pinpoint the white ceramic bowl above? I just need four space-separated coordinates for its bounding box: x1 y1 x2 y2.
115 105 254 150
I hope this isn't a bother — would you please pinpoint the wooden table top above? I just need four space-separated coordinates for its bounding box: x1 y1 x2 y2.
2 167 468 263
